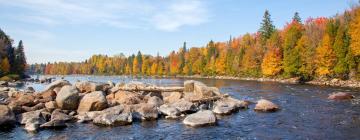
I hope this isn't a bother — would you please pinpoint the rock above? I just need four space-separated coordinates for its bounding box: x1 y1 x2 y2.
212 97 249 115
254 99 279 112
114 91 143 105
22 103 45 112
0 105 16 126
17 109 46 132
11 94 36 107
37 90 57 103
55 86 80 110
45 101 57 112
7 88 18 98
44 80 71 91
147 96 163 107
40 119 66 128
77 91 107 114
183 110 216 127
171 100 197 113
159 104 180 119
75 105 125 122
53 87 62 94
51 109 72 122
0 81 8 87
131 103 158 121
93 112 132 126
107 81 115 88
328 92 354 100
0 87 9 92
193 81 216 98
25 87 35 93
184 80 195 92
75 81 106 93
163 92 182 103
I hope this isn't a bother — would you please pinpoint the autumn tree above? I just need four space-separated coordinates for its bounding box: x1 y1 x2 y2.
261 31 283 77
315 34 337 77
259 10 275 45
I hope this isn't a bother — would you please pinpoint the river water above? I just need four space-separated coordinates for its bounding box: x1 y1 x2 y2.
1 75 360 140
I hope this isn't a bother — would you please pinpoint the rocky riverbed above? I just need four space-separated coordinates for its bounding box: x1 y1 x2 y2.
0 79 284 133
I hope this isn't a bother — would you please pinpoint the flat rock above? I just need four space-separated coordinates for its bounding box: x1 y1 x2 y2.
93 112 132 126
44 80 71 91
212 97 249 115
183 110 216 127
171 100 197 113
159 104 180 119
0 105 15 126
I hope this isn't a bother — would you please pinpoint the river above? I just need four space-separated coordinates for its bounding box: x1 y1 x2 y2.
1 75 360 139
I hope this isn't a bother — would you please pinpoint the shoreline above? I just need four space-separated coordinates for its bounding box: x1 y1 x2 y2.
34 74 360 89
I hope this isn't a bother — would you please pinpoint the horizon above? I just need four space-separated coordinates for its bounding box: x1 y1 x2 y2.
0 0 357 64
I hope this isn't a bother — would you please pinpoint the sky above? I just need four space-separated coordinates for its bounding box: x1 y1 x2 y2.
0 0 358 64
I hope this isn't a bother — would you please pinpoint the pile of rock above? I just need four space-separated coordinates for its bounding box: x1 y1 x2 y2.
0 79 281 132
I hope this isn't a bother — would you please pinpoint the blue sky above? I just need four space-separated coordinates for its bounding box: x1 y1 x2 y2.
0 0 357 64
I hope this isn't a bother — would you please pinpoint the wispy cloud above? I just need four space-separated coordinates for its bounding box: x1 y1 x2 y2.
0 0 210 31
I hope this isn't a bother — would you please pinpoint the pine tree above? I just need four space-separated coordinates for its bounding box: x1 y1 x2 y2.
15 40 26 75
293 12 302 23
259 10 275 44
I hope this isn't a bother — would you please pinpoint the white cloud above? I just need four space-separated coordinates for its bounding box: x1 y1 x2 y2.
0 0 210 31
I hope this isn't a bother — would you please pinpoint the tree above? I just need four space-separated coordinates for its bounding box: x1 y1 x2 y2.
283 21 304 77
0 57 10 75
333 24 350 78
315 34 337 77
15 40 27 75
259 10 275 44
293 12 302 23
132 58 139 75
261 32 283 77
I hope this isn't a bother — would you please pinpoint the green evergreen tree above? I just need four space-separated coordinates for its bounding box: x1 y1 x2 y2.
259 10 275 45
15 40 27 75
293 12 302 23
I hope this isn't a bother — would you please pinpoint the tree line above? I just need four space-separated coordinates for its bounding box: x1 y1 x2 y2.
0 29 27 79
30 6 360 80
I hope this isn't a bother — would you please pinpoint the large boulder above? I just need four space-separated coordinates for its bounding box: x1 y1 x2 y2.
183 80 218 101
36 90 57 103
75 105 124 122
131 103 159 121
159 104 181 119
328 92 354 100
93 112 132 126
171 100 197 113
114 91 143 105
183 110 216 127
75 81 106 93
55 86 80 110
77 91 107 114
44 80 71 91
17 109 46 132
254 99 279 112
0 105 16 126
212 97 249 115
10 94 36 107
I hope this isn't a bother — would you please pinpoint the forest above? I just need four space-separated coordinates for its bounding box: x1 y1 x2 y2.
29 6 360 81
0 29 27 80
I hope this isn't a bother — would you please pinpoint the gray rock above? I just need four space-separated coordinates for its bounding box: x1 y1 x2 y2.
93 112 132 126
51 109 72 122
40 119 66 128
17 109 46 132
45 101 57 112
147 96 163 107
159 104 180 119
212 97 249 115
171 100 197 113
55 86 80 110
74 81 106 93
131 103 158 121
183 110 216 127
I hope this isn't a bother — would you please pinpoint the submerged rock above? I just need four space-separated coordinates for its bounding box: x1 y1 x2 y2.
77 91 107 114
40 119 66 128
183 110 216 127
55 86 80 110
254 99 279 112
328 92 354 100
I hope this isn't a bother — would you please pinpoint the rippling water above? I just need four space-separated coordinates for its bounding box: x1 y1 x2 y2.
1 76 360 140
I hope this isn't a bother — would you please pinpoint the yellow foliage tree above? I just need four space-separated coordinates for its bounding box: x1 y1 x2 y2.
315 34 337 77
350 8 360 56
0 58 10 74
133 58 139 75
261 47 282 76
215 51 227 75
150 63 158 75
